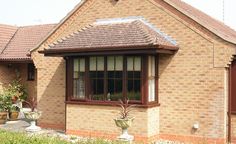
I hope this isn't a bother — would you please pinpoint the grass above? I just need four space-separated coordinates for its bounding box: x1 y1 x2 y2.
0 130 125 144
0 130 69 144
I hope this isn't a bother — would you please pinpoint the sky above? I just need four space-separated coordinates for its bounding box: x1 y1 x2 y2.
0 0 235 31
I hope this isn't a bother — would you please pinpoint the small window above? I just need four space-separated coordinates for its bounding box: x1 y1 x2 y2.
27 63 35 81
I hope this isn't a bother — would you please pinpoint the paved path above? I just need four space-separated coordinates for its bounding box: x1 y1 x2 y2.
0 119 30 132
0 119 72 140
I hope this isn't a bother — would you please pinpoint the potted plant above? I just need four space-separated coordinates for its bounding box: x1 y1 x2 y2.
4 76 28 104
0 94 12 124
9 105 20 121
114 99 136 141
23 96 42 132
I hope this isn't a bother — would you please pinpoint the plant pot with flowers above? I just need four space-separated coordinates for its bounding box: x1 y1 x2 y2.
4 75 28 106
23 96 42 132
0 94 12 124
9 105 20 121
114 99 136 141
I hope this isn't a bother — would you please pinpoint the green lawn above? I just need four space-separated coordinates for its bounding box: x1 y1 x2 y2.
0 130 124 144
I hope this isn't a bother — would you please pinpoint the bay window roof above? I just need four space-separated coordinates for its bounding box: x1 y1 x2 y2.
41 19 178 56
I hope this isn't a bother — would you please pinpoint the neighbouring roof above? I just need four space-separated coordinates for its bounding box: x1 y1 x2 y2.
0 24 56 61
0 24 18 53
42 20 178 55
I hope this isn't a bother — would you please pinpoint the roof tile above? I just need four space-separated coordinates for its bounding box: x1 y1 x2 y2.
164 0 236 44
46 20 178 53
0 24 56 61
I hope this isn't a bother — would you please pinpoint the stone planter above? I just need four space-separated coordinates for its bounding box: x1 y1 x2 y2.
0 112 8 124
114 117 134 141
24 111 42 132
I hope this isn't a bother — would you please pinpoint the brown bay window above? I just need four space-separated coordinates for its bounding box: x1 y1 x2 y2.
67 55 159 106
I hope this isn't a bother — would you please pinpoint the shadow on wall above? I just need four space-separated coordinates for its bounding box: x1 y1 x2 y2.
158 54 175 77
37 58 66 130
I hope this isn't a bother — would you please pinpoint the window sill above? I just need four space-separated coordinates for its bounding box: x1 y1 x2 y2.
65 100 160 108
231 111 236 115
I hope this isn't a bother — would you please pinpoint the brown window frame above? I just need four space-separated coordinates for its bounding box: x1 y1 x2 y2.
66 55 159 107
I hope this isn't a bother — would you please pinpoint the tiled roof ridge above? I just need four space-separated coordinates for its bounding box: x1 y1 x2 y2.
19 23 57 28
0 28 19 54
48 24 93 49
132 21 156 45
0 23 16 28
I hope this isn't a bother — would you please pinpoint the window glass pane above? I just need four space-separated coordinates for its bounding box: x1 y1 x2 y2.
128 71 133 79
108 71 114 78
148 79 155 102
134 80 141 92
89 72 96 78
90 57 96 71
77 78 85 99
133 71 141 79
74 59 79 72
97 71 104 78
97 57 104 71
115 71 122 78
127 57 134 71
107 56 114 71
108 79 114 94
97 79 104 94
80 58 85 72
116 56 123 71
127 56 142 101
115 80 123 93
149 56 155 77
91 79 104 101
127 80 133 93
73 80 77 98
134 56 141 71
74 72 79 78
73 73 85 99
107 57 123 102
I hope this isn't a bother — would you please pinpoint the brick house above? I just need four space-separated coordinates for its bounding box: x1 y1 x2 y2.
1 0 236 143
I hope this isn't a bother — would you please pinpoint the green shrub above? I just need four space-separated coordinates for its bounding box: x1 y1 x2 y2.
0 130 127 144
0 130 70 144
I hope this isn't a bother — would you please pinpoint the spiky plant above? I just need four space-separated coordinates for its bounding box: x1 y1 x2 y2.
23 96 37 112
118 99 136 119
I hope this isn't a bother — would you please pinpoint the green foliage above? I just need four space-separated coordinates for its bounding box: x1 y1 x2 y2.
9 105 20 112
0 130 70 144
0 94 12 112
0 130 126 144
78 139 125 144
4 77 28 102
